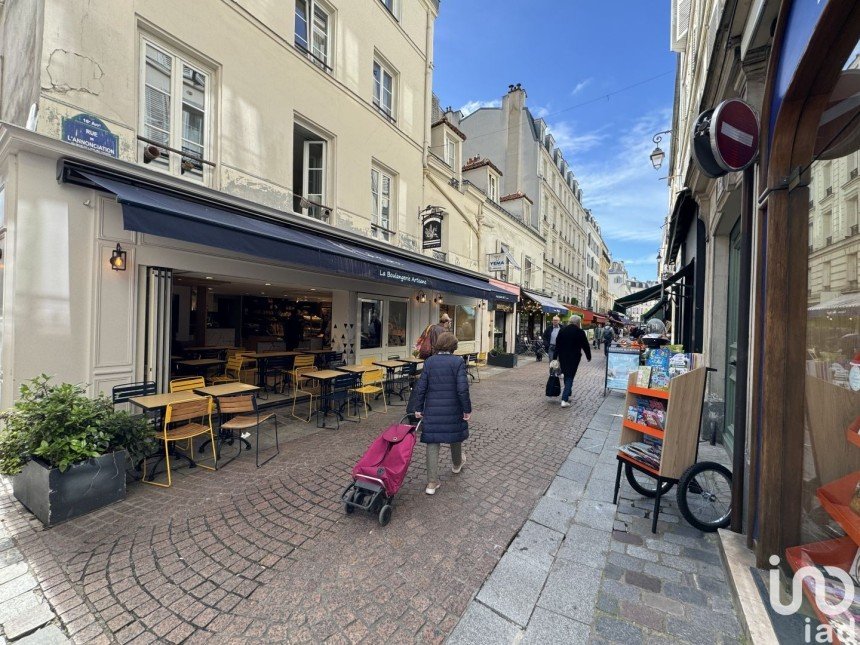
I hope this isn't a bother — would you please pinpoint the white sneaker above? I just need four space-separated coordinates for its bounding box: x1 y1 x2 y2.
452 454 466 474
560 401 571 408
425 482 441 495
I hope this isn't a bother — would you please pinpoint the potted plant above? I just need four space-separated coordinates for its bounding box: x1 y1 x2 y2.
0 375 155 526
487 347 517 368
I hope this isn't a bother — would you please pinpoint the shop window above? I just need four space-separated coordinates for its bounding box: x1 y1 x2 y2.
373 57 396 121
387 300 407 347
140 38 211 181
370 165 395 242
359 298 383 349
295 0 332 72
438 304 477 342
293 121 331 221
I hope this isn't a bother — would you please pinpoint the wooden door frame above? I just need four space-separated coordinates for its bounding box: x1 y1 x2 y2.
752 0 860 566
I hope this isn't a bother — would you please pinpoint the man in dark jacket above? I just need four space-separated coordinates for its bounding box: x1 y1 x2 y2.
407 332 471 495
553 315 592 408
542 316 563 357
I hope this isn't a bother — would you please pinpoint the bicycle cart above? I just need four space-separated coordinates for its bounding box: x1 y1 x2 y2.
612 366 732 533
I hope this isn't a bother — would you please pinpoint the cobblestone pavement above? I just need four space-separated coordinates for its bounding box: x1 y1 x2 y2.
448 393 742 645
0 355 605 643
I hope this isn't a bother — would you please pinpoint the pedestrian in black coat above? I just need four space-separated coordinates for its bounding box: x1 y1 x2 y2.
407 332 471 495
553 315 592 407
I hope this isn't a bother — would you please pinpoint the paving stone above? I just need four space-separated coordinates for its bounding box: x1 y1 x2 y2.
573 501 615 532
0 562 28 587
667 615 715 643
556 461 592 484
14 626 70 645
682 546 723 567
695 573 730 595
0 574 37 604
662 581 707 606
626 545 660 563
0 591 41 623
521 607 590 644
619 600 666 632
596 593 619 615
602 563 624 581
566 449 599 467
611 530 643 546
446 602 520 645
623 571 661 594
583 478 617 503
476 553 548 627
507 521 564 572
640 592 685 616
546 477 586 505
644 538 681 555
529 497 578 534
537 560 601 624
642 561 685 583
687 605 742 637
3 600 56 640
556 524 610 567
594 616 644 644
607 552 645 572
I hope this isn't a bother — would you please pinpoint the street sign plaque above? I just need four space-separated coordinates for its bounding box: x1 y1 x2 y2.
709 99 759 172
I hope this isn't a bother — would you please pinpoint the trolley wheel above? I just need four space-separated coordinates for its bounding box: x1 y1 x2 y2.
344 490 355 515
676 461 732 532
624 463 674 498
378 505 392 526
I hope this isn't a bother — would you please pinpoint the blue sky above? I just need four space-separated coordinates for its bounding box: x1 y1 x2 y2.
432 1 676 282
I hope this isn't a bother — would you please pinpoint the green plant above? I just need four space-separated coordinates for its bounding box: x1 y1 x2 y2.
0 375 156 475
489 348 513 357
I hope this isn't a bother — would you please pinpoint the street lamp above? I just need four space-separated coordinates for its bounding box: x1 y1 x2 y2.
650 130 672 170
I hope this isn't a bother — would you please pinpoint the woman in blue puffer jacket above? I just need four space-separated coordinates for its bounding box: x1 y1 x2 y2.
407 332 472 495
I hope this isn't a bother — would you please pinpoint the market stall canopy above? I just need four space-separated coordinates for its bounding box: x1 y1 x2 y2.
521 290 568 315
808 293 860 317
565 305 593 325
62 162 517 304
593 313 608 324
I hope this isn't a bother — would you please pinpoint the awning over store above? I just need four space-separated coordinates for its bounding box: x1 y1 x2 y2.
808 293 860 317
565 305 594 325
642 298 666 321
613 283 662 313
593 314 607 324
614 262 694 315
489 278 521 298
522 290 567 315
70 166 517 304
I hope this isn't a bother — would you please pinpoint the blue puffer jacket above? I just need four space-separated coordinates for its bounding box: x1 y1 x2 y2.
407 353 472 444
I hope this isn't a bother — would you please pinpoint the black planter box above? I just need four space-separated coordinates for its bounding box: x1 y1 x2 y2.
11 451 127 527
487 353 517 368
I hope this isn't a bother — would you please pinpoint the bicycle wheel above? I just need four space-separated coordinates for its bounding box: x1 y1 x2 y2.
624 463 674 498
676 461 732 532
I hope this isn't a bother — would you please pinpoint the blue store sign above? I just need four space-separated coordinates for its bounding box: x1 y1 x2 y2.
62 114 118 158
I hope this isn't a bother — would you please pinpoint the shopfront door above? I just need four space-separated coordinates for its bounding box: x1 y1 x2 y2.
724 220 741 457
140 267 173 392
356 296 409 362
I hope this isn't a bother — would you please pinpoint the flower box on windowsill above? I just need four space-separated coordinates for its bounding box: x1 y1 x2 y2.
487 352 517 368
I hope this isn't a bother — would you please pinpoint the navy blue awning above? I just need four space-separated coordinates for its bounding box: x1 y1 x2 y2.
78 171 517 303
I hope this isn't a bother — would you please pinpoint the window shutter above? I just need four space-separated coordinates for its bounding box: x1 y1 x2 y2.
671 0 691 52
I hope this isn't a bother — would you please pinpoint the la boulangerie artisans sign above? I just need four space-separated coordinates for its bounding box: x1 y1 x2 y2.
422 212 442 249
376 268 429 287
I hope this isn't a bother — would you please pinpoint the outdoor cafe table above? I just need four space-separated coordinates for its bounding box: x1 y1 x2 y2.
243 351 303 391
304 370 357 427
372 360 408 405
193 382 260 460
176 358 225 379
129 392 207 472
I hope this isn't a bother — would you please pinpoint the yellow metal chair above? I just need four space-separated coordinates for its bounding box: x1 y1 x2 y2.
169 376 206 393
291 366 319 422
219 394 279 467
466 352 482 383
284 354 315 393
142 397 218 488
476 352 488 366
350 368 387 418
209 355 244 386
361 357 377 366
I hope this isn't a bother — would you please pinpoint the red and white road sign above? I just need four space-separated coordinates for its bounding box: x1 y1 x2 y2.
709 99 760 172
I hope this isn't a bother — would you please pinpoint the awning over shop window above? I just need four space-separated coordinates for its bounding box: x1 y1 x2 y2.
69 166 517 304
808 293 860 317
489 278 521 298
522 290 567 315
565 305 594 325
614 262 694 314
613 283 662 313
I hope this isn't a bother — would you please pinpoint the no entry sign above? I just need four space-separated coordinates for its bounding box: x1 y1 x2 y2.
709 99 760 172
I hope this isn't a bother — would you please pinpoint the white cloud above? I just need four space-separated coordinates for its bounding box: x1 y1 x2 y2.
571 78 593 95
458 98 501 116
546 121 607 156
534 105 551 119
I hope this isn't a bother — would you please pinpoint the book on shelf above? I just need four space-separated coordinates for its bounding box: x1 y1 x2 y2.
618 441 662 470
636 366 652 388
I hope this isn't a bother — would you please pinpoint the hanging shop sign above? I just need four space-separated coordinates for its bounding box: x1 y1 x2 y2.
495 302 514 313
422 213 443 249
487 253 507 272
61 114 118 158
709 99 760 172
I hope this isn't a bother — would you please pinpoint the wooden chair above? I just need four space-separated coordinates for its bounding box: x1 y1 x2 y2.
350 368 387 418
476 352 488 366
169 376 206 393
284 355 315 392
142 397 217 487
466 352 481 383
291 366 319 422
361 357 377 366
218 394 279 468
209 355 244 386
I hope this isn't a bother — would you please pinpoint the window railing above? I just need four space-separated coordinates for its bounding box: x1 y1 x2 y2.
851 224 859 235
851 168 859 180
294 43 333 73
137 135 216 169
826 235 833 245
825 186 833 196
370 222 397 237
372 101 397 123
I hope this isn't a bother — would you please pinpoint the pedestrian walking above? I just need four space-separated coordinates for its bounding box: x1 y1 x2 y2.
602 323 614 358
428 314 452 354
542 316 562 359
406 332 471 495
553 315 591 408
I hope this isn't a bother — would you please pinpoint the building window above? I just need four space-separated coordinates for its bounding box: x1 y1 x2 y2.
524 200 531 224
141 39 211 181
295 0 332 71
371 166 395 242
847 196 859 235
444 135 456 167
378 0 397 17
488 173 498 202
524 256 533 288
293 121 330 221
824 210 833 242
373 59 395 121
823 162 833 194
